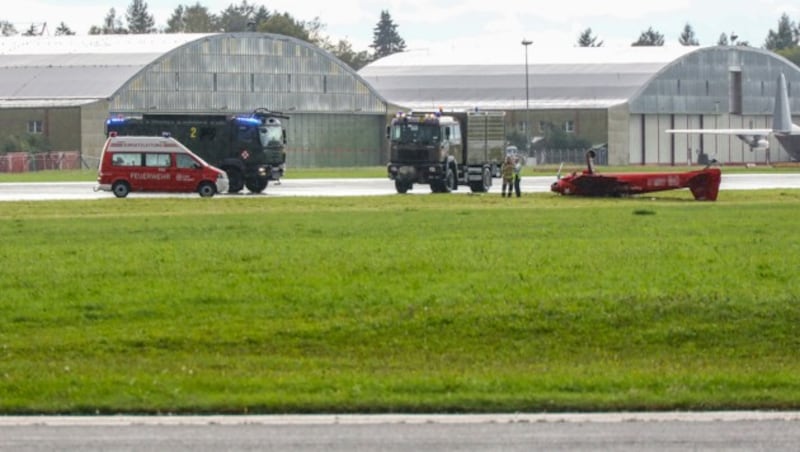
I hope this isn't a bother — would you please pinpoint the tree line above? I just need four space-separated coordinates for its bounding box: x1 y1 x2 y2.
1 1 799 69
578 13 800 66
0 0 405 70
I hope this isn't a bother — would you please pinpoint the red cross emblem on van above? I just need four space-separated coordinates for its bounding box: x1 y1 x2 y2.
240 150 250 159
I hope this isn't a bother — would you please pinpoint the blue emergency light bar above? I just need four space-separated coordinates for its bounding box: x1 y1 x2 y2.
106 117 127 125
234 117 262 126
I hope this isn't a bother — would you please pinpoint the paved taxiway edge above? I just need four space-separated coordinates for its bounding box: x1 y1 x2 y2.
2 411 800 426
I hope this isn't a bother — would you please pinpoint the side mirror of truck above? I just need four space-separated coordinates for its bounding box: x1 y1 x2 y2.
386 126 391 139
282 129 287 144
445 128 451 140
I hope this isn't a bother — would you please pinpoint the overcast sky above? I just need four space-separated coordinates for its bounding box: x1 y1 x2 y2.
3 0 799 57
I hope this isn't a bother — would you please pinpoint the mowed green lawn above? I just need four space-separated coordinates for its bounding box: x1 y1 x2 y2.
1 190 799 414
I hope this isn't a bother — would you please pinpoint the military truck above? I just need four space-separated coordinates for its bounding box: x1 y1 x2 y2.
386 110 506 193
106 108 288 194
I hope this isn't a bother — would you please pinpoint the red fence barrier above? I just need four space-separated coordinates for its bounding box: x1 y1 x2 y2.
0 151 81 172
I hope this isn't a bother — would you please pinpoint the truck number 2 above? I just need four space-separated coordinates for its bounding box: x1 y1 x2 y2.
190 127 198 139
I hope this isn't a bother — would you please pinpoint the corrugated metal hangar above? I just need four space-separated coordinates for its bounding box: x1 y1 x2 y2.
2 34 799 168
0 33 388 168
359 46 800 165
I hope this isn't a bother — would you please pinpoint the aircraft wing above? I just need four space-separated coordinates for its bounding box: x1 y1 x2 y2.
665 128 772 135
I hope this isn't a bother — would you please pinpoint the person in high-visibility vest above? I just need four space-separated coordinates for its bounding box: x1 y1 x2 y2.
513 156 522 197
501 155 514 197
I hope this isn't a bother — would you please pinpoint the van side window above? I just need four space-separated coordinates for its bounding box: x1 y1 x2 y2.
176 154 200 169
112 153 141 166
145 153 171 167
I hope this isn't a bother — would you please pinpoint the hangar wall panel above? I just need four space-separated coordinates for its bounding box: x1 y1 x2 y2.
607 104 630 166
628 115 643 165
286 114 384 167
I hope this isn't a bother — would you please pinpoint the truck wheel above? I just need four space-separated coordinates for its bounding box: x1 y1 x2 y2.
226 168 244 193
245 178 268 194
470 167 492 193
395 180 410 194
197 181 216 198
443 167 456 193
112 181 130 198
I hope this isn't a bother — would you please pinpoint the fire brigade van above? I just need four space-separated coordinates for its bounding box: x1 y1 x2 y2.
95 135 229 198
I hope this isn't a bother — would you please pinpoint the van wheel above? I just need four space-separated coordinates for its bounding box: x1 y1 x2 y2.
198 182 216 198
112 181 130 198
226 168 244 193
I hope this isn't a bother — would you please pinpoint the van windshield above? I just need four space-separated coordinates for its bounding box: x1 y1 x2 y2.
176 153 202 169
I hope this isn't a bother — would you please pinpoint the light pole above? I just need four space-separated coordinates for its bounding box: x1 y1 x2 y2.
521 39 532 159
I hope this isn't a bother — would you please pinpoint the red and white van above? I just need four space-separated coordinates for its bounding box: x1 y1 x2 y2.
95 136 229 198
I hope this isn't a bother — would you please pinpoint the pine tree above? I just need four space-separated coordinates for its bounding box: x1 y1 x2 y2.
55 22 75 36
126 0 156 34
370 10 406 59
22 24 41 36
0 20 17 36
326 39 373 70
166 3 218 33
217 0 256 32
89 8 127 34
577 28 603 47
259 12 309 41
679 23 699 46
632 27 665 46
764 13 798 50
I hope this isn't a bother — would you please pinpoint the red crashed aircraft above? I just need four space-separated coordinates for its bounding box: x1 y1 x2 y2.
550 150 721 201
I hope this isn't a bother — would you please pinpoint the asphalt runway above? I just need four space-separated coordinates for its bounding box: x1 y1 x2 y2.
2 173 800 201
3 412 800 451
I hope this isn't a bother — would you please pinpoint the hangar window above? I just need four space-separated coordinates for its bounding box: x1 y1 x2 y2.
563 120 575 134
27 120 43 134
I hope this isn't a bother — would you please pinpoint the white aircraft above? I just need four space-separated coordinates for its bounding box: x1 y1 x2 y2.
666 73 800 160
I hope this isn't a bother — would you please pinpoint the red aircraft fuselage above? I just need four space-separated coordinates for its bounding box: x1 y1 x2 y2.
550 151 721 201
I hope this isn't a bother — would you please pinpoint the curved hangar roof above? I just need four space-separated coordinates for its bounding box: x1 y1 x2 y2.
358 45 702 111
0 33 386 114
0 34 210 107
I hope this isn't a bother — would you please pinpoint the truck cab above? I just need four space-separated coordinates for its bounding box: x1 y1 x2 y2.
387 110 505 194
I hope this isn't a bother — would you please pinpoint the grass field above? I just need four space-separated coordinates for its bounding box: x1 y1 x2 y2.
1 190 800 414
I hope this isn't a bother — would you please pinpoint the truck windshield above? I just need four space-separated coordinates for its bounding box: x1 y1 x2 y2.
391 123 440 144
259 125 283 148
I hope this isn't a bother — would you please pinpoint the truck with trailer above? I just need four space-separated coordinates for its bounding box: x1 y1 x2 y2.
386 110 506 193
105 108 288 194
